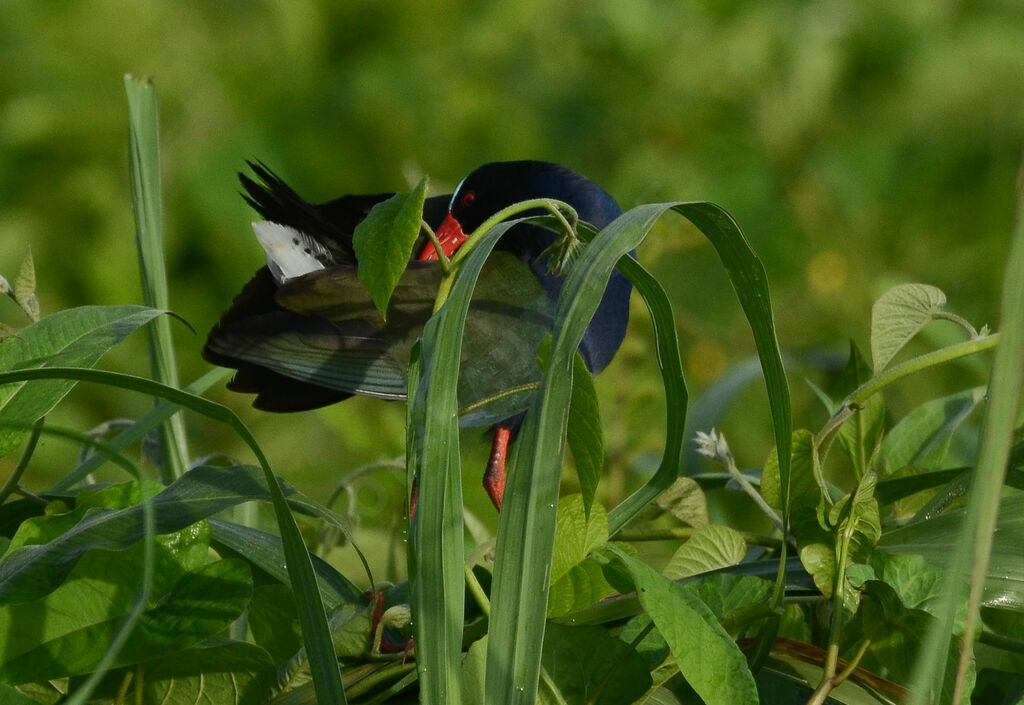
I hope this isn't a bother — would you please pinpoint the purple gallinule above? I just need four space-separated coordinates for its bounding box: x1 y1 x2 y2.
203 160 630 510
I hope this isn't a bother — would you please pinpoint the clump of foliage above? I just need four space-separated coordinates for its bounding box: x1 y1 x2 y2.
0 79 1022 705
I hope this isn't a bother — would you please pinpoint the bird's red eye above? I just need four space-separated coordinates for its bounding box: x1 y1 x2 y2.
461 191 475 207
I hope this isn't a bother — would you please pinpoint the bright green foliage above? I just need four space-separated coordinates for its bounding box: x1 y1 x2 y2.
353 176 429 319
871 283 948 372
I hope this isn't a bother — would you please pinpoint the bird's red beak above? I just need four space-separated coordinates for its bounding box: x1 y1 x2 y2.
419 213 468 260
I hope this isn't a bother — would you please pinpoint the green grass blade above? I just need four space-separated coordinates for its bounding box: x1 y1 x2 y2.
0 365 348 704
484 202 789 703
906 172 1024 704
48 367 229 493
408 220 519 705
124 75 189 482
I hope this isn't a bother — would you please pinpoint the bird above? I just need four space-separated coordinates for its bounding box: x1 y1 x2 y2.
203 160 631 511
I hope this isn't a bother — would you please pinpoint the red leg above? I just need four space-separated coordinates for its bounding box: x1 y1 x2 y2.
484 426 512 511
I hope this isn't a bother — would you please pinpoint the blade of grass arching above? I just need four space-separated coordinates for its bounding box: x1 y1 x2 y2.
0 366 347 704
486 205 666 705
605 255 687 533
48 367 229 493
485 202 789 704
907 173 1024 705
124 75 189 483
408 221 519 705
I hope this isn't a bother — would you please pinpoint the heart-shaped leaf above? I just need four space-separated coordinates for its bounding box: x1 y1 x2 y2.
871 283 947 371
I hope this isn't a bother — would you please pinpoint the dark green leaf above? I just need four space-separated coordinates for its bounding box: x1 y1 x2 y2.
0 552 251 683
352 176 429 319
879 387 984 475
541 623 652 705
567 352 603 514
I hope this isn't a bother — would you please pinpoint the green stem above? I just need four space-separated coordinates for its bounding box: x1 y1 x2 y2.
432 198 579 313
819 333 999 446
0 417 43 504
420 219 451 275
616 527 784 550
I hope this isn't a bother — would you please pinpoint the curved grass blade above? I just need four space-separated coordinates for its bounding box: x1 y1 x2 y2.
0 305 168 458
0 366 348 705
48 367 230 494
484 202 790 704
408 220 519 705
125 75 189 482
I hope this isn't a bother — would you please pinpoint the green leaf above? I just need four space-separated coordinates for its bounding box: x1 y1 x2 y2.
14 248 38 323
662 525 746 580
247 584 302 664
549 494 608 586
604 546 759 705
880 387 985 475
763 431 835 598
0 508 251 683
89 638 277 705
352 176 429 319
0 305 167 458
567 351 603 514
0 464 361 605
835 343 884 480
655 477 709 528
547 495 614 617
541 623 652 705
870 283 947 372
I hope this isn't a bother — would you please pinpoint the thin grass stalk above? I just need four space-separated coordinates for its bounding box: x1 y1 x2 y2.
124 75 189 482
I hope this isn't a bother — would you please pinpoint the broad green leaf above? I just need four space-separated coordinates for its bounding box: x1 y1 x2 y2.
694 574 773 635
655 477 709 528
248 584 303 663
0 305 167 457
835 343 884 480
880 387 984 475
541 623 652 705
0 464 361 605
352 176 429 319
604 546 758 705
547 558 618 618
550 494 608 586
460 635 488 705
761 429 817 511
662 525 746 580
848 580 973 705
0 503 249 685
879 493 1024 614
93 638 277 705
870 283 947 372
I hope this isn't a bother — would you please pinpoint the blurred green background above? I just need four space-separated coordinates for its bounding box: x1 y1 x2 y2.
2 1 1022 560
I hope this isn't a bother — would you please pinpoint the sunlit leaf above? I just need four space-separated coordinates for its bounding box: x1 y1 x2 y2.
662 525 746 580
352 176 429 319
655 477 709 528
871 283 947 372
604 546 758 705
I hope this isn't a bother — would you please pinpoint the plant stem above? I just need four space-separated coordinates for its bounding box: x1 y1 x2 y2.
616 526 784 550
0 417 43 505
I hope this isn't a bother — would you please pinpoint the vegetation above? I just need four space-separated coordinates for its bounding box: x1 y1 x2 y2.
1 2 1023 703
